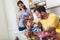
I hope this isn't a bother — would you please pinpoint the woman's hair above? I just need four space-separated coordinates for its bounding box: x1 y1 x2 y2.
17 1 23 6
17 1 27 11
22 5 27 11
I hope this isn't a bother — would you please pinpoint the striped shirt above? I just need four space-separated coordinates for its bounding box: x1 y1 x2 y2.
25 26 37 32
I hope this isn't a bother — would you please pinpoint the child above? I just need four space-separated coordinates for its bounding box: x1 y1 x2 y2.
23 19 37 32
23 19 39 39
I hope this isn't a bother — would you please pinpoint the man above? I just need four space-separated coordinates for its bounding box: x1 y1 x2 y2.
34 6 59 33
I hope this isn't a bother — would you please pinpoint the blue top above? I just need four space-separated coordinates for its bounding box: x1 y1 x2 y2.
18 8 30 27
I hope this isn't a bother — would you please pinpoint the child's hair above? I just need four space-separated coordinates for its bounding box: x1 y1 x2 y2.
23 19 33 27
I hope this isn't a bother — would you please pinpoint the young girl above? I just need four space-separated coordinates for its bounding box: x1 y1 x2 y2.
23 19 39 40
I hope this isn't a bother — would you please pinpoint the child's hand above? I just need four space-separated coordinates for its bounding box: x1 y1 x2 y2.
24 31 33 38
24 31 29 38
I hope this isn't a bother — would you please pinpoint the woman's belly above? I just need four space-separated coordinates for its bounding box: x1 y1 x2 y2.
19 18 25 27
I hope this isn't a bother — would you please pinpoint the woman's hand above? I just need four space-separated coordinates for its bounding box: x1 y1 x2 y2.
21 15 24 18
45 27 56 32
18 15 23 18
29 12 34 21
20 15 25 18
23 16 29 19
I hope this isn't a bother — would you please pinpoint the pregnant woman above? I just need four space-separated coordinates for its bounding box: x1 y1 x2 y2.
17 1 33 40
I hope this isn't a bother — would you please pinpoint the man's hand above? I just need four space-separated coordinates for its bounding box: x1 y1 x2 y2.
45 27 56 33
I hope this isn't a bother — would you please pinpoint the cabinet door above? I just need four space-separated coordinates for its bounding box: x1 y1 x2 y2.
46 0 60 8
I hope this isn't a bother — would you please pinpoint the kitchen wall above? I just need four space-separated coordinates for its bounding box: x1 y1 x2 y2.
0 0 9 40
47 6 60 18
0 0 18 40
4 0 18 40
